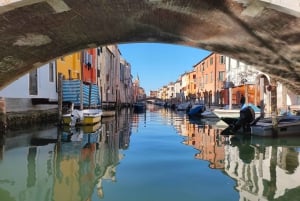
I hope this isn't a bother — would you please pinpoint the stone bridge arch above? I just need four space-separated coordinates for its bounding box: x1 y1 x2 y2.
1 0 300 93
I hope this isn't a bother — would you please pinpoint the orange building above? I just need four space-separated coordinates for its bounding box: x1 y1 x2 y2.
187 70 197 99
184 121 225 169
193 53 226 105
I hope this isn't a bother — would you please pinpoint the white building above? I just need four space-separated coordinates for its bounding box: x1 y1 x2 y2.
119 57 133 105
181 72 189 100
166 82 175 100
0 62 58 112
224 55 300 114
174 79 182 101
225 57 259 87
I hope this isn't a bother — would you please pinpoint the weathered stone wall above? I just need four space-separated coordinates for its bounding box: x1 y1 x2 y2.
0 98 58 132
6 109 58 130
5 98 57 112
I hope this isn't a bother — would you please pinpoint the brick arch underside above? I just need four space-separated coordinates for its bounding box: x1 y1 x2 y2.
1 0 300 93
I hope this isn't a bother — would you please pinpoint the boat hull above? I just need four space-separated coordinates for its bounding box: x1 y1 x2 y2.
251 118 300 137
188 104 205 117
82 114 101 125
102 110 116 117
133 102 146 112
213 109 261 119
62 109 102 126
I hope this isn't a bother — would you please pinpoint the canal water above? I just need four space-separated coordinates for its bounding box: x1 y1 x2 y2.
1 105 300 201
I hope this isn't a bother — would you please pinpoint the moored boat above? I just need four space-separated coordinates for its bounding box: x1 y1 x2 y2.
251 116 300 137
201 109 218 118
133 101 146 112
188 103 206 117
220 105 259 135
176 102 191 111
213 104 261 119
62 108 102 126
102 110 116 117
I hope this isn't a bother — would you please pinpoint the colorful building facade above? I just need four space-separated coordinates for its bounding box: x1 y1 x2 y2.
56 52 82 80
193 53 226 105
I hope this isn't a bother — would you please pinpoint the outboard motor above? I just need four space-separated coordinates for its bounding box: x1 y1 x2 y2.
70 109 82 127
233 106 255 132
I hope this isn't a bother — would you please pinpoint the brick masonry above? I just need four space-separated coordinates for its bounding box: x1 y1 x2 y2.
0 0 300 94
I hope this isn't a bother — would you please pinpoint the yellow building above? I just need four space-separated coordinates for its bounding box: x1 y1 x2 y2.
56 52 82 80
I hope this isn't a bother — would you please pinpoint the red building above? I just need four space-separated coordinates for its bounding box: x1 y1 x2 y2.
82 48 97 84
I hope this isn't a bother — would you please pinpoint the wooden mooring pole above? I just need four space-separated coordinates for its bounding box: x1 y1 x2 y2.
270 82 278 137
259 77 265 118
57 73 63 126
0 97 7 134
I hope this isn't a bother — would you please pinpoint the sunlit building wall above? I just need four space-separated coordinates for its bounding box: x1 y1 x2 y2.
56 52 81 80
181 72 189 101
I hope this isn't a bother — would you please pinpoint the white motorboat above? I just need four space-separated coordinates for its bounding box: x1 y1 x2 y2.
251 116 300 137
62 108 103 126
213 104 261 119
201 109 218 118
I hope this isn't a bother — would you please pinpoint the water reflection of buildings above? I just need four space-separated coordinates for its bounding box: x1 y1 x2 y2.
2 109 300 201
225 136 300 201
172 112 300 200
180 118 226 169
0 110 132 201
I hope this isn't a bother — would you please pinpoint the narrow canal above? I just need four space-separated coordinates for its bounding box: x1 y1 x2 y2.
1 105 300 201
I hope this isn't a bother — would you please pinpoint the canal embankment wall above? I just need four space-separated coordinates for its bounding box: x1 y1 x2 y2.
0 98 58 132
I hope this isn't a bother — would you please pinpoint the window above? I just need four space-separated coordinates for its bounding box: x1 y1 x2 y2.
297 96 300 104
219 71 225 81
210 57 213 65
210 72 213 82
220 55 225 64
29 69 38 95
49 62 54 82
97 47 102 56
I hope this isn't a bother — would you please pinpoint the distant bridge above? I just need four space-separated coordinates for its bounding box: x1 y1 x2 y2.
138 97 164 103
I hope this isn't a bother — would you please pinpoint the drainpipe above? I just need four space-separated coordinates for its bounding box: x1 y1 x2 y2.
214 54 217 106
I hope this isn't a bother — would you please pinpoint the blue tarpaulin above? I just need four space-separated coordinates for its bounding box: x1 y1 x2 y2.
62 80 101 107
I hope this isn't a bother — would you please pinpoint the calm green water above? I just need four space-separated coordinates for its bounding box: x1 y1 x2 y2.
1 106 300 201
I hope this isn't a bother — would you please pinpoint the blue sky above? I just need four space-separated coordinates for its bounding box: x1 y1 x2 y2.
118 43 211 95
